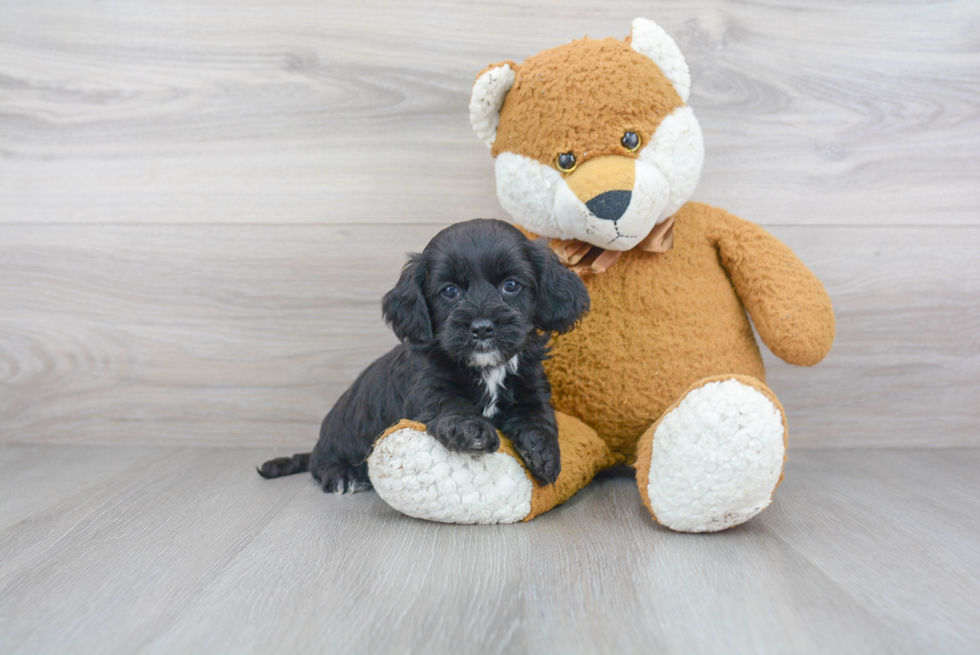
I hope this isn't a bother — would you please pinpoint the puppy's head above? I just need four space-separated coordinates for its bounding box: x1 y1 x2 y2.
382 219 589 367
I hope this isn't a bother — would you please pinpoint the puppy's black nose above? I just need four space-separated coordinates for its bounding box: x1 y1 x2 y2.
586 190 632 221
470 319 495 340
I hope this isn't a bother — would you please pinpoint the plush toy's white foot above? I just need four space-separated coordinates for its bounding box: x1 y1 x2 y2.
368 421 533 524
636 376 787 533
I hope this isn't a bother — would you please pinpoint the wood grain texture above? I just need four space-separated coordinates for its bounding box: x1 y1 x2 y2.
763 225 980 448
1 0 978 449
0 445 977 654
0 223 419 447
0 0 977 226
1 223 977 448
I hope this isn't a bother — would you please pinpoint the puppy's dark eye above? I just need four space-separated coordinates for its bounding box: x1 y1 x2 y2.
441 285 460 300
556 152 577 173
501 280 521 294
621 131 641 152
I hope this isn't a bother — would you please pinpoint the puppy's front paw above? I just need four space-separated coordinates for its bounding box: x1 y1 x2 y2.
429 414 500 454
514 432 561 485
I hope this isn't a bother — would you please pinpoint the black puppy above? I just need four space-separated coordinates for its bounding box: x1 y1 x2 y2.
258 219 589 492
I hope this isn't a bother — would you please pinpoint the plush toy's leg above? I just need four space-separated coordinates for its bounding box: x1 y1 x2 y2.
634 375 788 533
368 412 615 524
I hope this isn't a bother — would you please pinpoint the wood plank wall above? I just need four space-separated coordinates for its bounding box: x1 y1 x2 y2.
1 0 977 448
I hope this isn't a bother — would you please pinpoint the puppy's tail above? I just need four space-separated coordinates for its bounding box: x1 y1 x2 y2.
257 452 311 479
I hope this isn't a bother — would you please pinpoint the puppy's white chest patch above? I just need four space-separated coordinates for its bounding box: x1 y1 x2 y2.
481 356 519 418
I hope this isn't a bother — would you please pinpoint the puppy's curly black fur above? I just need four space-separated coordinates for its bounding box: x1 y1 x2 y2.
258 219 589 492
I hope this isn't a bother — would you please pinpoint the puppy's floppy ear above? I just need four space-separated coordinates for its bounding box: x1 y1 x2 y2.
382 253 433 345
529 240 590 334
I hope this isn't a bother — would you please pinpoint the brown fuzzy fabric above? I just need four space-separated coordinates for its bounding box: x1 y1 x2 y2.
535 201 835 461
489 37 683 169
709 213 837 366
632 375 789 525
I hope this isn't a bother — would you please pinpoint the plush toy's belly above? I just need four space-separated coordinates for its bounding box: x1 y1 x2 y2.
544 204 766 461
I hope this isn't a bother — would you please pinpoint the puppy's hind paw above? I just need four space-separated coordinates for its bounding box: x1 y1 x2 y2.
312 464 371 495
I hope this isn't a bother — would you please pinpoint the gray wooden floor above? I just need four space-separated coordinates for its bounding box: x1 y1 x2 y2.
1 445 977 654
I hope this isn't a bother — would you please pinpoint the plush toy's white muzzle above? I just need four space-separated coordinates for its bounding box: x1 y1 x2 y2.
492 106 704 249
553 159 670 251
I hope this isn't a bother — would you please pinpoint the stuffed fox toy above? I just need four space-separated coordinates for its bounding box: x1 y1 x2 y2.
367 18 835 532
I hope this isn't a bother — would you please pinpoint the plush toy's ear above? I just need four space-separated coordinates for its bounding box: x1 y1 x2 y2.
528 240 590 334
628 18 691 103
469 61 518 148
381 254 433 345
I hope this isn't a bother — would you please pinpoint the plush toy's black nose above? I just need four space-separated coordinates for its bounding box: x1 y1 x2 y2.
470 319 495 340
586 190 632 221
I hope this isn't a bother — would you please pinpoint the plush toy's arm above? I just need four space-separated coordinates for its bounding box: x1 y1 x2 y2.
708 208 835 366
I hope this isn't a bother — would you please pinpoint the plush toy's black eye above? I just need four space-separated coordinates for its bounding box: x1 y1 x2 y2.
556 152 577 173
441 285 460 300
501 280 522 294
621 131 641 152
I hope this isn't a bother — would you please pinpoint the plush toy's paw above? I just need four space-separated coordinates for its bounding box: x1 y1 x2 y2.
367 420 533 524
635 376 788 533
428 414 500 454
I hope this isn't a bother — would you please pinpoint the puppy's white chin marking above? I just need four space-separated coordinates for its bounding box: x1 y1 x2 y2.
480 355 519 418
469 350 503 368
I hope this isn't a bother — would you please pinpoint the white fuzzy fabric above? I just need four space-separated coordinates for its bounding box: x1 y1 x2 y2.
645 380 786 533
553 159 669 251
368 427 532 524
494 152 570 240
630 17 691 102
470 64 516 148
637 106 704 220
